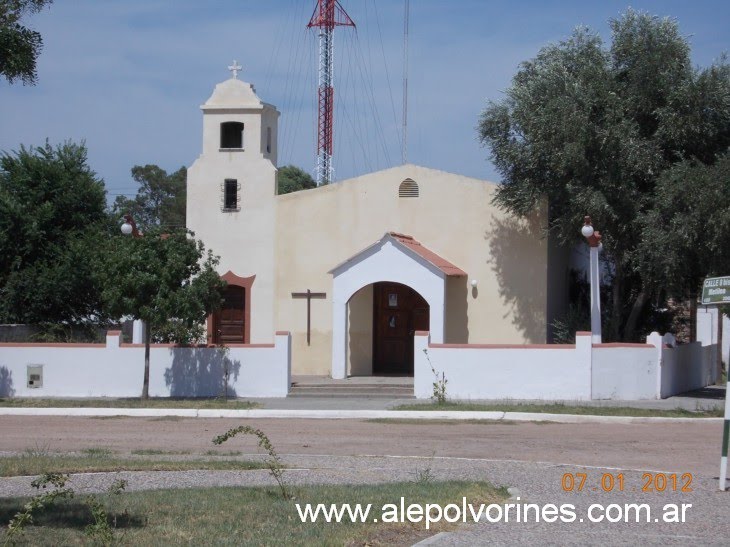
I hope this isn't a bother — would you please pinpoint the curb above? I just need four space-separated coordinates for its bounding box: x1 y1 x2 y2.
0 407 721 424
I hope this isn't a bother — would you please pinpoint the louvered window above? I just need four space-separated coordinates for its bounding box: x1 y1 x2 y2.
222 179 240 211
399 178 419 198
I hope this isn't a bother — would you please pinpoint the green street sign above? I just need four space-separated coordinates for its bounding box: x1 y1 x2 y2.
702 276 730 305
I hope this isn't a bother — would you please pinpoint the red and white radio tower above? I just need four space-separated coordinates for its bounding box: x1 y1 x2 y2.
307 0 355 185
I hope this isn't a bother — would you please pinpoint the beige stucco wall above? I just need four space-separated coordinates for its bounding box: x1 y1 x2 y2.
275 164 549 375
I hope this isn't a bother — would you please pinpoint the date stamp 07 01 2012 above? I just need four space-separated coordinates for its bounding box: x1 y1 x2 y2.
562 473 693 493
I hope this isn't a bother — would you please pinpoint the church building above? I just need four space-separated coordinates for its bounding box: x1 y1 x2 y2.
187 70 567 379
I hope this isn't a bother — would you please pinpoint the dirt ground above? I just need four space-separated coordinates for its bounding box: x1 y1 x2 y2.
0 416 722 475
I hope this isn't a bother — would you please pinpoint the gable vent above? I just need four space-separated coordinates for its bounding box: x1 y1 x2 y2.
399 178 419 198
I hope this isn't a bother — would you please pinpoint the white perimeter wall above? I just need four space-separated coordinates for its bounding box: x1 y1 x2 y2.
1 330 718 401
0 332 290 398
697 307 729 365
658 337 717 399
591 346 658 399
414 333 592 400
414 331 718 401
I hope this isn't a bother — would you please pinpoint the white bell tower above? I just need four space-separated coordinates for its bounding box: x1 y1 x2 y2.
186 63 280 344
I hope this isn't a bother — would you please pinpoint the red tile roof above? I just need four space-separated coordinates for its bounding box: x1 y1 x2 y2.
388 232 466 277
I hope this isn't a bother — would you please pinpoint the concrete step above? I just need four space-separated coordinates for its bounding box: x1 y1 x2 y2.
288 383 414 399
288 392 415 399
291 383 412 390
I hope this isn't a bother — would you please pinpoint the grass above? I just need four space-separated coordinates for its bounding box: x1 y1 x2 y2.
394 401 724 417
130 449 191 456
0 481 503 545
0 451 268 477
0 397 259 409
81 447 114 457
204 449 243 456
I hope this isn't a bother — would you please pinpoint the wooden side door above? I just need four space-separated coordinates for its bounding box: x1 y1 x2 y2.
373 283 429 374
214 286 246 344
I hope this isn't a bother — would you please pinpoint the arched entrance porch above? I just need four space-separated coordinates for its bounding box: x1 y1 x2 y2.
330 233 465 379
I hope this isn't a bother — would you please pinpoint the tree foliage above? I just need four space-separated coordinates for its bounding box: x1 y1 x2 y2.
637 153 730 299
0 0 53 85
0 141 108 325
277 165 316 195
478 10 730 341
112 165 186 230
96 230 224 338
95 229 225 397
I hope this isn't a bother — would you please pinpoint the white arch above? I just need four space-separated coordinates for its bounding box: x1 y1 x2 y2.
330 239 446 379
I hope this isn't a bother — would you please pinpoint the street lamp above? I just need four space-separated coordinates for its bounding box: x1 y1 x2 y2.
120 214 142 238
582 216 602 343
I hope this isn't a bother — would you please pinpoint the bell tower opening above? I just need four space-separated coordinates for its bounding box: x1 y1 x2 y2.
220 121 244 149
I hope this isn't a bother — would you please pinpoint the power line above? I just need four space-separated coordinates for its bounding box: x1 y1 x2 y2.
402 0 409 164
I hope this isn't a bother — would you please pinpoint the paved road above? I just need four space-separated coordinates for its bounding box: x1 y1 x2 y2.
0 416 727 544
0 416 723 475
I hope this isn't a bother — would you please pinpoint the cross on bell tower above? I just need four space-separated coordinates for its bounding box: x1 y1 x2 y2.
227 60 242 79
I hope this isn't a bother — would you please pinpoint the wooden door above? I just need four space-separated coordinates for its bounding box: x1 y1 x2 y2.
373 283 429 374
214 286 246 344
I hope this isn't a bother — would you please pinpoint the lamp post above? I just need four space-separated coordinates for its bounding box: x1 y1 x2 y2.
120 212 151 398
120 214 147 379
581 216 602 344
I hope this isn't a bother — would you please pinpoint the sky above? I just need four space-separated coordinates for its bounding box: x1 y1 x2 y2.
1 0 728 202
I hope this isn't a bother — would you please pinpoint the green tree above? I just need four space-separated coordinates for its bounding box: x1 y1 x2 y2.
112 165 186 230
0 141 109 327
0 0 53 85
478 10 730 341
277 165 316 195
637 153 730 309
95 229 225 398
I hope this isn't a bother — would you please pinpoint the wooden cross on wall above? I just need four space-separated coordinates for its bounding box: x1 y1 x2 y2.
291 289 326 345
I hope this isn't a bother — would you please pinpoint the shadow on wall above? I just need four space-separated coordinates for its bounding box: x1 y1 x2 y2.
0 366 15 397
486 215 548 343
348 285 374 376
164 348 241 397
445 276 469 343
